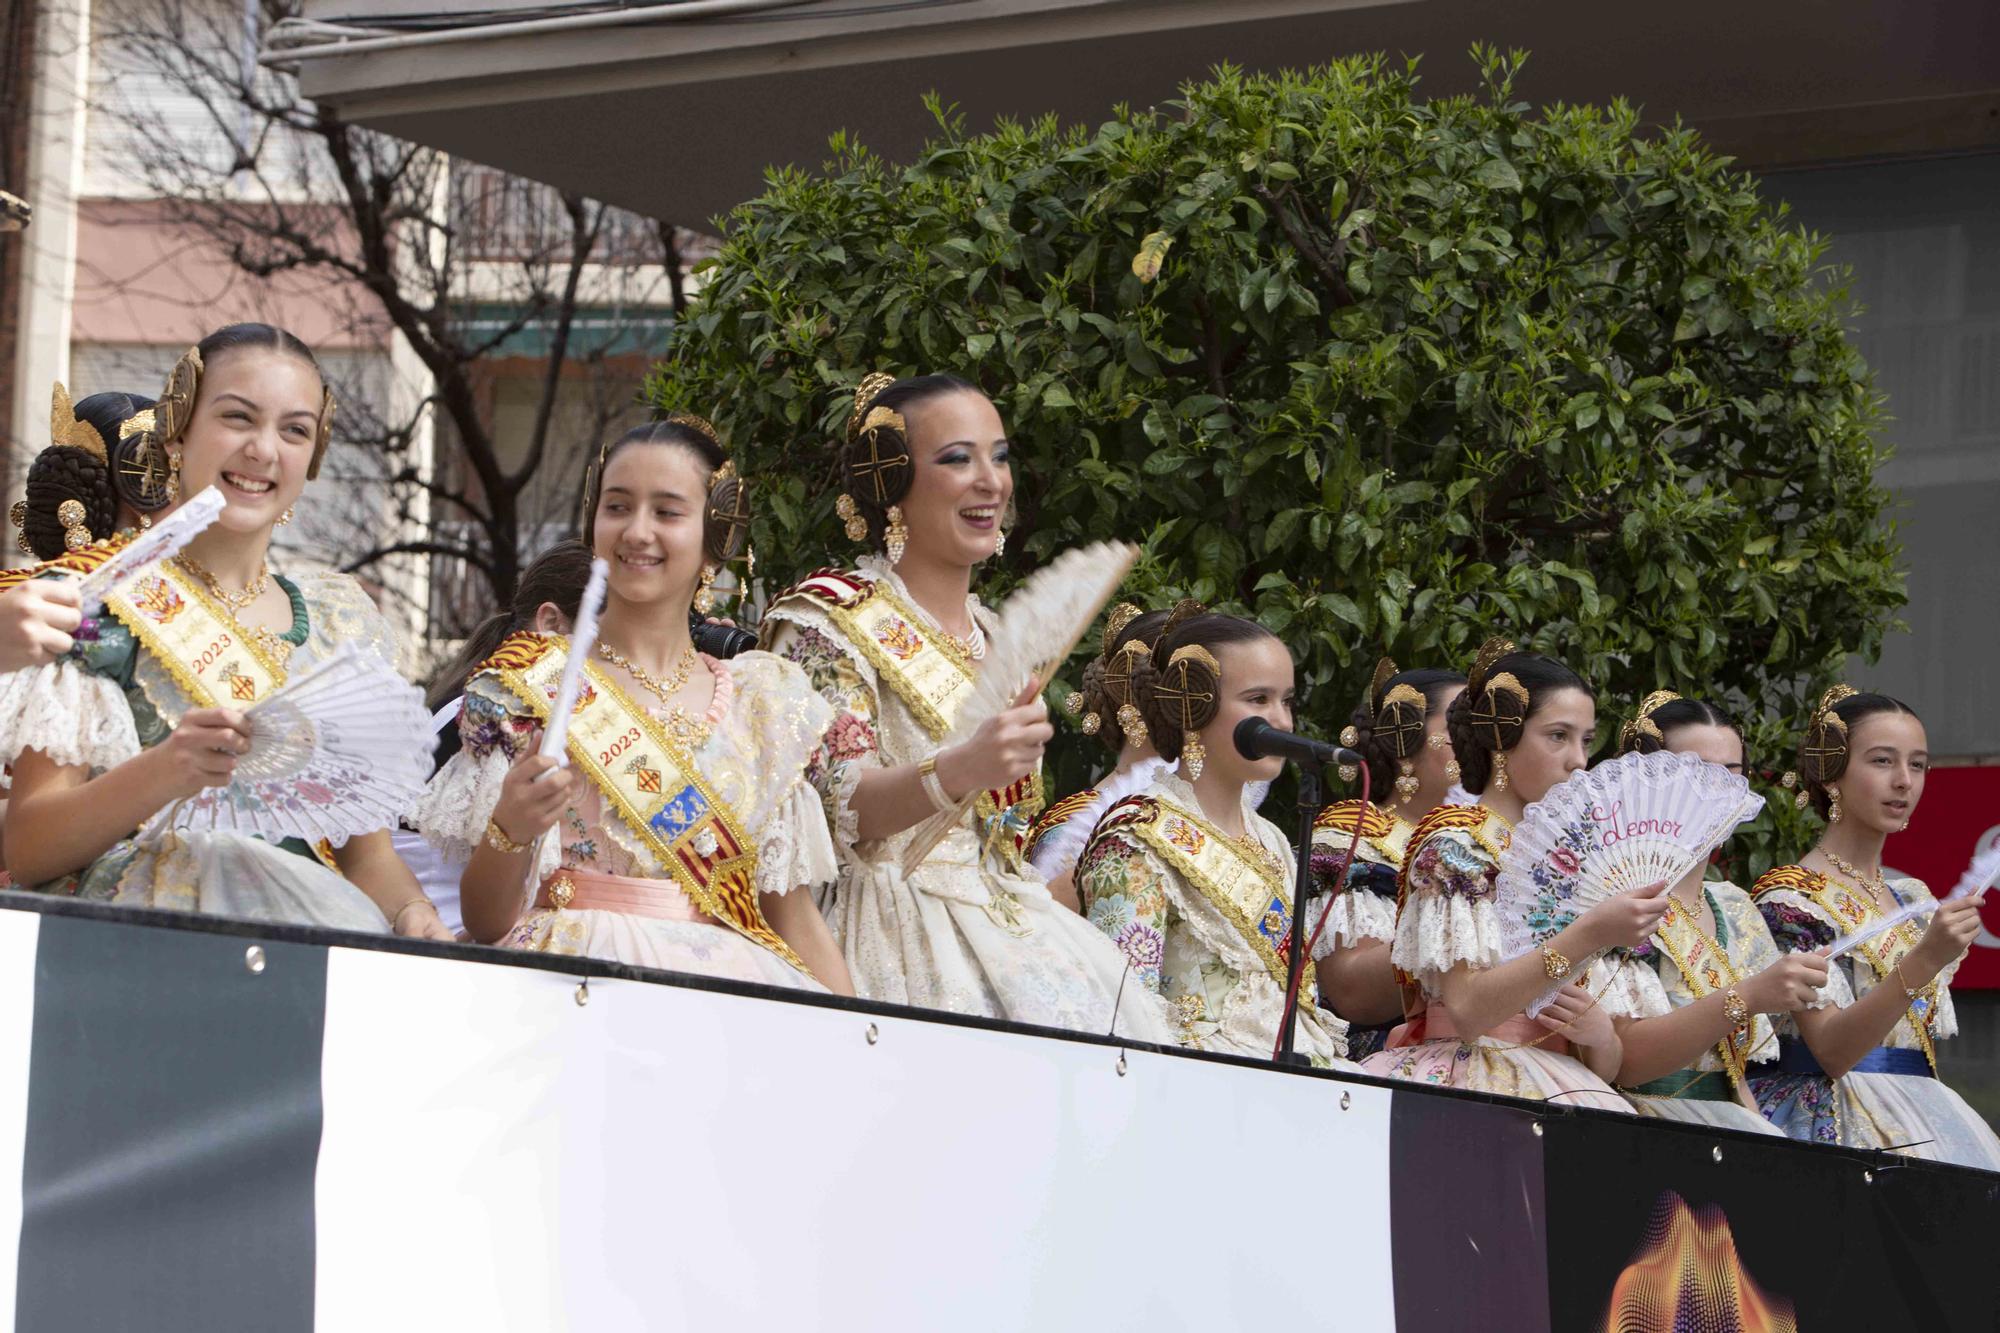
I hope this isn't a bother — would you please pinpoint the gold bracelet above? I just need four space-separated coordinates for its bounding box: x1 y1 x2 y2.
391 897 435 930
1722 987 1750 1032
1893 960 1923 1001
485 817 531 855
917 754 956 814
1540 944 1571 981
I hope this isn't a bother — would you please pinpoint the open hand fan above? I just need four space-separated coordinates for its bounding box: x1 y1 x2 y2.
1495 749 1765 1013
71 485 225 609
150 642 433 847
899 540 1138 873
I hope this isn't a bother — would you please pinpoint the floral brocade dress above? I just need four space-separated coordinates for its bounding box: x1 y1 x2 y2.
411 648 835 991
1076 767 1351 1065
763 559 1177 1042
1308 799 1415 1060
1751 866 2000 1171
0 565 399 931
1356 807 1633 1112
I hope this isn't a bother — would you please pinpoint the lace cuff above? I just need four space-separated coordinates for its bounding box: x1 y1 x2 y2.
411 746 510 863
756 779 840 897
0 660 140 771
1390 891 1505 979
1318 888 1398 955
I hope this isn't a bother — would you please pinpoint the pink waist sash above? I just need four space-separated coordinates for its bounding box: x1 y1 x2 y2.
534 868 715 924
1386 1004 1570 1056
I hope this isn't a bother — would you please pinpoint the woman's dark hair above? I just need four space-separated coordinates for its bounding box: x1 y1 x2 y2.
1349 667 1466 796
1797 690 1919 817
582 416 745 563
1619 695 1749 769
1076 608 1170 754
1131 612 1282 763
840 373 982 545
198 321 318 372
426 538 596 725
1446 649 1593 795
21 390 155 559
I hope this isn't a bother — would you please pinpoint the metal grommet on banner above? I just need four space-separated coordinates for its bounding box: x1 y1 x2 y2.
1711 1145 1724 1163
1863 1169 1875 1185
1340 1091 1352 1111
865 1023 879 1046
244 945 266 975
574 980 590 1007
1530 1121 1544 1138
1116 1052 1128 1077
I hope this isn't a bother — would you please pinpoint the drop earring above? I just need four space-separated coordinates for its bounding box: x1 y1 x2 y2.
884 505 908 565
1491 751 1510 792
277 506 294 526
1116 704 1147 745
1444 759 1461 784
1395 759 1419 805
835 494 867 543
994 526 1006 558
1828 788 1842 824
167 448 183 503
1183 731 1205 781
693 563 718 615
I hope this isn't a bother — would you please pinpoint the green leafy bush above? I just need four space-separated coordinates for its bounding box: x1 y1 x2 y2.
650 48 1902 864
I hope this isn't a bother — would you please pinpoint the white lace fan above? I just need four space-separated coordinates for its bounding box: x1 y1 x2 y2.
1495 749 1765 1013
899 540 1138 873
71 486 226 609
149 642 433 847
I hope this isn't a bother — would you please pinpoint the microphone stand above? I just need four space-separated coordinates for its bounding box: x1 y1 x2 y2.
1278 756 1325 1067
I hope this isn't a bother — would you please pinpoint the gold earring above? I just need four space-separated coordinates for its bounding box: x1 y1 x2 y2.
9 501 28 554
1183 731 1205 780
277 506 294 526
1395 758 1419 805
835 493 867 543
1828 788 1842 823
994 526 1006 558
694 563 718 615
1080 712 1102 736
167 449 182 503
884 504 908 565
57 499 91 552
1491 751 1510 792
1117 703 1148 745
1444 759 1461 784
1427 732 1446 749
1338 763 1358 784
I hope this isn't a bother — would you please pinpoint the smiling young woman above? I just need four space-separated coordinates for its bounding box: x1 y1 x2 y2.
0 324 450 937
761 373 1176 1040
1749 687 2000 1170
413 416 853 993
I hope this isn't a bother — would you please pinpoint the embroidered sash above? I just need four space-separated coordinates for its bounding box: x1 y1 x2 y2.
1101 794 1317 1009
105 559 288 711
1313 799 1414 869
1756 865 1936 1073
1650 893 1751 1089
782 571 1043 856
1027 787 1099 862
0 532 137 593
484 633 809 976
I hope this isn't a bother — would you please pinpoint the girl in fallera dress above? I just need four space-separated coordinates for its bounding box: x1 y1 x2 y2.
1358 639 1662 1111
762 373 1176 1040
1313 661 1465 1060
0 324 452 938
414 417 853 993
1594 693 1824 1135
1027 603 1173 911
1074 608 1351 1063
1750 688 2000 1170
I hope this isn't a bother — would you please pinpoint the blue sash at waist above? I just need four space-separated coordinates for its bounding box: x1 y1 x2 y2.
1774 1039 1932 1079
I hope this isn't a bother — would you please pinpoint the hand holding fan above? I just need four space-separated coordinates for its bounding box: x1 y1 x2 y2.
536 557 609 770
70 486 225 609
149 642 433 846
899 540 1138 873
1495 749 1766 1013
1826 842 2000 960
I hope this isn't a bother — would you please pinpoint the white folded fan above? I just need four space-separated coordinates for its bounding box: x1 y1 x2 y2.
1826 841 2000 960
1495 748 1766 1014
70 485 226 609
149 641 433 847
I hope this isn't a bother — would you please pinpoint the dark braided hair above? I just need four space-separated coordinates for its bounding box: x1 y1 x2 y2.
21 391 154 559
1130 613 1278 764
1349 667 1466 798
1445 649 1592 795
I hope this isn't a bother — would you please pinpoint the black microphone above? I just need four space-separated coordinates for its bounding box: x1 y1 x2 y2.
1233 717 1362 771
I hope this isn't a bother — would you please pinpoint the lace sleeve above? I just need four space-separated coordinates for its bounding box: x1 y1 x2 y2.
1311 854 1399 955
754 778 841 898
1078 830 1170 994
767 620 879 854
1389 830 1506 979
0 659 140 772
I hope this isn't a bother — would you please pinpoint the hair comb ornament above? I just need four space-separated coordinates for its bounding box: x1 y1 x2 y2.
1466 636 1516 697
1620 689 1683 751
846 371 898 442
1796 683 1860 804
1380 682 1428 803
49 382 108 460
663 410 720 445
1155 643 1220 780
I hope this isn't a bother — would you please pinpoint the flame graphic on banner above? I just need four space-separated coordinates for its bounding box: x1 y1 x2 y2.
1596 1190 1797 1333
